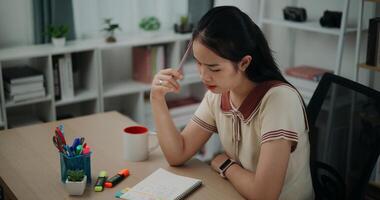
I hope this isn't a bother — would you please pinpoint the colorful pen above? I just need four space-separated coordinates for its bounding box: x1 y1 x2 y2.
105 169 129 188
94 171 108 192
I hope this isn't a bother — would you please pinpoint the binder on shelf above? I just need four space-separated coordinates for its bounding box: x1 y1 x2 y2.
58 55 74 100
133 45 165 84
65 54 75 97
53 56 62 100
366 17 380 66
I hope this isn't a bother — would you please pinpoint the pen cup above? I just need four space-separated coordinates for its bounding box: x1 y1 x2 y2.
59 152 92 184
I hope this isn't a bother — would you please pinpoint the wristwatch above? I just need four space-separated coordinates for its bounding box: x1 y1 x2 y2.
218 158 237 178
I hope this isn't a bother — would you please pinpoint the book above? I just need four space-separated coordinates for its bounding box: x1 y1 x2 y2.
133 45 165 84
285 65 333 81
6 89 46 102
65 54 75 98
53 56 62 100
2 66 43 84
366 17 380 66
5 81 44 96
118 168 202 200
58 56 74 100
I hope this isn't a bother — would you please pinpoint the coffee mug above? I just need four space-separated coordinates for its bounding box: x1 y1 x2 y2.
123 126 159 161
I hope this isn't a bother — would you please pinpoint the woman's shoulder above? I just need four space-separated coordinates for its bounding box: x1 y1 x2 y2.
261 84 304 106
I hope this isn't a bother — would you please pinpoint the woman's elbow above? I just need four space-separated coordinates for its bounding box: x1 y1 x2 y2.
165 156 187 166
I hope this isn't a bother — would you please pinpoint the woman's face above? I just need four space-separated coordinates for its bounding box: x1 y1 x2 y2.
192 39 247 94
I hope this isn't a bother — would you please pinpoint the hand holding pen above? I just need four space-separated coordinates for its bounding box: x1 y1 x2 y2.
151 39 192 97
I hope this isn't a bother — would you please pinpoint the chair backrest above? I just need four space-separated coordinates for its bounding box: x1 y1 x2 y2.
306 73 380 200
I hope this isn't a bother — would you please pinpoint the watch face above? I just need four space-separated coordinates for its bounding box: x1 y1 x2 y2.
219 159 232 170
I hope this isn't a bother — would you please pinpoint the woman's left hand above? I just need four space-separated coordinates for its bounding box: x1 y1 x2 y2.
211 153 230 172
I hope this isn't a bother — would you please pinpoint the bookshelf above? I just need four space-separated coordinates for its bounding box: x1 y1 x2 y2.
0 31 202 129
355 0 380 86
258 0 357 104
354 0 380 185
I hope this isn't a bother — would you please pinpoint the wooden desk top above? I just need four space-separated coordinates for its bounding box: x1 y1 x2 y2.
0 112 243 200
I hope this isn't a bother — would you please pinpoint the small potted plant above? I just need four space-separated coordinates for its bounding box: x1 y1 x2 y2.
65 169 87 195
102 18 121 43
174 16 193 34
47 25 69 47
139 16 161 36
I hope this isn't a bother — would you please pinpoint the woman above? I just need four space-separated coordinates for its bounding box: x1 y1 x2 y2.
150 6 314 200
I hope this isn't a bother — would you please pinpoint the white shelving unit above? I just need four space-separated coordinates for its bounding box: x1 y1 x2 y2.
354 0 380 86
354 0 380 183
0 31 203 129
258 0 354 103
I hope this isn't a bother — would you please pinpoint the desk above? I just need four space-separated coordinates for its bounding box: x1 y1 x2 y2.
0 112 243 200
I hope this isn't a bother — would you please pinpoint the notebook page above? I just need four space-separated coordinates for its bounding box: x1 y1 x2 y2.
120 168 202 200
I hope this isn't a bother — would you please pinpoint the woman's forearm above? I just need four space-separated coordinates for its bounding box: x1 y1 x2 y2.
151 96 187 165
225 165 279 200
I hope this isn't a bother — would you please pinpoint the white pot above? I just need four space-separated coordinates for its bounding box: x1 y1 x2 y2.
52 37 66 47
65 175 87 196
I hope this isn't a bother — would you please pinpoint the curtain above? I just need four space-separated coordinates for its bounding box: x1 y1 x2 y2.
33 0 76 44
72 0 188 39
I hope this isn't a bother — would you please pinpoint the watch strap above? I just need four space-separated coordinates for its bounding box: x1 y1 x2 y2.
219 158 237 178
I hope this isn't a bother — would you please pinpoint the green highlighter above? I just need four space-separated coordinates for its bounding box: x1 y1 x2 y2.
94 171 108 192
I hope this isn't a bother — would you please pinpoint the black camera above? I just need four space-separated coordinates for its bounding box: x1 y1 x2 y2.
320 10 342 28
283 6 307 22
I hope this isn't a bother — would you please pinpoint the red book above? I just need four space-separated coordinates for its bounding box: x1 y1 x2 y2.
133 46 153 84
285 65 333 81
133 46 165 84
166 96 200 109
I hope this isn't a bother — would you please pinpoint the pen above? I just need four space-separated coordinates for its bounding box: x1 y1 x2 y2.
177 39 193 73
83 145 91 155
59 124 64 136
76 145 83 155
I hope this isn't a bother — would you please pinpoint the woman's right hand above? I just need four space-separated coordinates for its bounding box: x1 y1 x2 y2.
150 68 183 100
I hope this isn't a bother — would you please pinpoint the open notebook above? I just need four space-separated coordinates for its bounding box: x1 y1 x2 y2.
118 168 202 200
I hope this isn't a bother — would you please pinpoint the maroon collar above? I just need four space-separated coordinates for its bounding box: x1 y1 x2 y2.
221 80 288 120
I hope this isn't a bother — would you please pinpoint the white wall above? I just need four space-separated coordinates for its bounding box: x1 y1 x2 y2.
0 0 378 89
0 0 34 48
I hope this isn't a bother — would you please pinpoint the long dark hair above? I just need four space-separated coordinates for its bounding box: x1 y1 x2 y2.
192 6 288 84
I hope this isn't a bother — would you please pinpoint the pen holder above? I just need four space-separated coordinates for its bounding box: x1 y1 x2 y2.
60 152 92 184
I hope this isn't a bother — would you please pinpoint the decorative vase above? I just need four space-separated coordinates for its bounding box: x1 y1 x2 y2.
52 37 66 47
65 175 87 196
105 31 117 43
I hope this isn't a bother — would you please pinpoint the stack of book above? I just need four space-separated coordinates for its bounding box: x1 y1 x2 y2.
133 45 165 84
366 17 380 67
3 66 45 102
285 65 333 82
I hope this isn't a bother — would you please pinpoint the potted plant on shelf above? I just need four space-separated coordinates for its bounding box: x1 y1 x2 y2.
102 18 121 43
65 169 87 196
139 16 161 36
47 25 69 47
174 15 193 34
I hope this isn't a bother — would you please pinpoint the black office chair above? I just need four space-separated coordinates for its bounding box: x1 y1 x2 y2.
306 73 380 200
